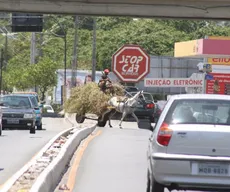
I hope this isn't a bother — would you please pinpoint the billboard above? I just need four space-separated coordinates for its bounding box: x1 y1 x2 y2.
207 36 230 65
144 78 203 88
206 73 230 95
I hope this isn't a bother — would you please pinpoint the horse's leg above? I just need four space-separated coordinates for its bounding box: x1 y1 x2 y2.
108 110 117 128
119 111 127 129
131 112 139 125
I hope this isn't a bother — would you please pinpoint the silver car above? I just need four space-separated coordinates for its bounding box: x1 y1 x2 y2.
147 94 230 191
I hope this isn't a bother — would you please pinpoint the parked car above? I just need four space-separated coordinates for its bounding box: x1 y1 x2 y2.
43 104 55 113
12 94 43 130
147 94 230 192
126 91 156 122
0 95 36 131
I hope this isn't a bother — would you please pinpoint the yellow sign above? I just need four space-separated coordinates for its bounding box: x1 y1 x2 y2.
207 36 230 65
174 40 199 57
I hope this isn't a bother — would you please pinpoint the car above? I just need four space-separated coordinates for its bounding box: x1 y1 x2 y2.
126 91 156 122
43 104 54 113
147 94 230 192
0 95 36 132
12 93 43 130
124 86 139 93
0 103 3 136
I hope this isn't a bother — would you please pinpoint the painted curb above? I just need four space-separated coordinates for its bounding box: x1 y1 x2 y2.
30 124 97 192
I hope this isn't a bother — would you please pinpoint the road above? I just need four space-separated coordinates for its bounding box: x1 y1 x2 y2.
55 120 207 192
0 117 94 187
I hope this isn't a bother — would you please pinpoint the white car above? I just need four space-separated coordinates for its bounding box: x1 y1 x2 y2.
147 94 230 192
43 104 54 113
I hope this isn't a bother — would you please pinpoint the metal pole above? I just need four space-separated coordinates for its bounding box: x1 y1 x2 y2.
63 33 67 103
0 49 3 94
71 15 78 88
92 17 96 82
30 32 37 92
4 30 7 68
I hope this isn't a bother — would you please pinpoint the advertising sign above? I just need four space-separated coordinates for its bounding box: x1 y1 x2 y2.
207 36 230 65
206 73 230 95
144 78 203 87
112 45 150 83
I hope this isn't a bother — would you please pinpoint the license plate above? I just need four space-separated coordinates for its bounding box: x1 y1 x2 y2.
197 163 229 176
7 119 19 124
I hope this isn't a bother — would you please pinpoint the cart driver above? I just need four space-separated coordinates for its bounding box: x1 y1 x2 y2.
98 69 112 93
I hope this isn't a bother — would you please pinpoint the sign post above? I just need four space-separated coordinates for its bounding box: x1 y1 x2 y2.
112 45 150 83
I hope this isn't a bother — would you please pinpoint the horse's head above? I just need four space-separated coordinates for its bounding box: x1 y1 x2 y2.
133 90 144 100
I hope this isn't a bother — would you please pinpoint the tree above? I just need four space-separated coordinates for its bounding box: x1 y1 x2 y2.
31 58 58 101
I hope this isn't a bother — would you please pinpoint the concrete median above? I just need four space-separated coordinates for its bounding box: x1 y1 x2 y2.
0 117 97 192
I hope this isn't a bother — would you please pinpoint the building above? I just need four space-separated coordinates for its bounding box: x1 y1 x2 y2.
53 56 202 104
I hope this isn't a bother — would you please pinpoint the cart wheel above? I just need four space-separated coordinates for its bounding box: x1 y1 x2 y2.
76 114 85 124
97 115 107 127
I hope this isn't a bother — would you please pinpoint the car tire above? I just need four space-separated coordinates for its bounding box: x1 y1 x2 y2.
151 178 164 192
0 126 2 136
37 123 42 130
147 171 164 192
150 116 155 123
30 126 36 134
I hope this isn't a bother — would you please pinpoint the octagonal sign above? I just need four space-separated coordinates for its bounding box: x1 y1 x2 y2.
112 45 150 83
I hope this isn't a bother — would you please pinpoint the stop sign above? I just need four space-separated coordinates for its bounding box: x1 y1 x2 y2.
112 45 150 83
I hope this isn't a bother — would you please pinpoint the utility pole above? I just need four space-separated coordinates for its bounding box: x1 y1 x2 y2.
71 15 78 88
30 32 37 92
92 17 97 82
0 49 3 95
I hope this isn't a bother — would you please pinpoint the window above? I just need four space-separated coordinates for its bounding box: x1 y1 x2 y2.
1 96 32 108
30 96 38 107
164 99 230 125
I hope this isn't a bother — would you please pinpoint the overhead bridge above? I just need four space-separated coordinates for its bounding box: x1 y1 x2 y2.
2 0 230 19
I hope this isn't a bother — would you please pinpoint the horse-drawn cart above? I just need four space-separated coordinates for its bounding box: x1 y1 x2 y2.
75 106 116 127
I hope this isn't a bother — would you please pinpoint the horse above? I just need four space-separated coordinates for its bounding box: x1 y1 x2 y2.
105 90 145 129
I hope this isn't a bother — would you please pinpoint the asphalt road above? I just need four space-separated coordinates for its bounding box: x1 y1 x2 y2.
0 117 83 187
55 120 209 192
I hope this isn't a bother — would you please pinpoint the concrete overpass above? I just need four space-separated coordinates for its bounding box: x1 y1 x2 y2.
2 0 230 19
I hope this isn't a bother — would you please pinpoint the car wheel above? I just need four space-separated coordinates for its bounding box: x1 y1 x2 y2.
37 123 42 130
30 126 36 134
150 116 155 123
0 126 2 136
147 171 151 192
150 177 164 192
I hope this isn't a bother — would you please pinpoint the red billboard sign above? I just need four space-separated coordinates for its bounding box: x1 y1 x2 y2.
112 45 150 83
206 73 230 95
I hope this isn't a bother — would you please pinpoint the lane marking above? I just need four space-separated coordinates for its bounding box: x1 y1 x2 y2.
0 150 40 190
64 130 102 192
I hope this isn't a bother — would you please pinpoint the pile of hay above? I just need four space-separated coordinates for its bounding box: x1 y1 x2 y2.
64 82 124 116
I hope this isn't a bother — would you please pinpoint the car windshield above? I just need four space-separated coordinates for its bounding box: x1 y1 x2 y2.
30 96 39 107
164 99 230 125
45 106 52 110
0 95 32 109
130 92 153 101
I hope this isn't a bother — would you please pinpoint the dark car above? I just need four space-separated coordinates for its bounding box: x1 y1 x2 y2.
124 86 139 93
126 92 156 122
0 95 36 131
12 94 43 130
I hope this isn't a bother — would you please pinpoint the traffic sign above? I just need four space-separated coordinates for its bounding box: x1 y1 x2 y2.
203 63 212 73
112 45 150 83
